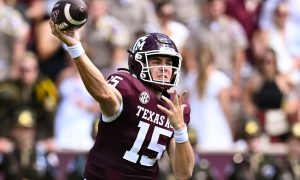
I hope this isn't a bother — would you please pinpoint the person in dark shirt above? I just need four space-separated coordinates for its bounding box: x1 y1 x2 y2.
49 20 194 180
0 51 59 141
243 48 296 142
0 108 58 180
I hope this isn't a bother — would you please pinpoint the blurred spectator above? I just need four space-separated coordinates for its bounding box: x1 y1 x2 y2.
0 51 59 140
188 127 218 180
158 127 217 180
26 0 69 82
280 122 300 179
259 0 300 31
81 0 130 78
164 0 200 27
0 81 18 157
0 0 29 80
54 60 100 151
107 0 158 43
179 46 234 150
170 0 200 27
226 118 282 180
183 0 248 125
65 154 87 180
263 2 300 85
243 48 297 142
225 0 263 42
0 108 58 180
246 29 269 67
65 118 100 180
185 0 248 102
0 80 21 138
258 0 281 30
152 0 190 54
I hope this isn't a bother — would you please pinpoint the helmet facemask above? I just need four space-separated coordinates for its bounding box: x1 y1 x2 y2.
135 49 182 91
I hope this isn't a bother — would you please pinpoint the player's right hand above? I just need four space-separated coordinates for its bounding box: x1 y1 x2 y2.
49 20 80 47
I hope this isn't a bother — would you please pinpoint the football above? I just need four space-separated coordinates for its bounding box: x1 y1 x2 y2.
51 0 88 31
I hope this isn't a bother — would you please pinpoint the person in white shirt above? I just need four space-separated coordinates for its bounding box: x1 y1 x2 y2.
179 47 234 150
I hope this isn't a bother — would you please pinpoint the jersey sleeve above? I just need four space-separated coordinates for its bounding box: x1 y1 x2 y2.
102 72 134 122
106 72 134 98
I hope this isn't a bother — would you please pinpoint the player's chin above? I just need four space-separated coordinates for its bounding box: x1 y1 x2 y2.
154 78 171 83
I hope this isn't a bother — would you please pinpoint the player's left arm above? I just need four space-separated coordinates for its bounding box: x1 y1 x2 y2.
157 90 194 179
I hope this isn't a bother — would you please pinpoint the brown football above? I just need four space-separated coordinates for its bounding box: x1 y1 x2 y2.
51 0 88 31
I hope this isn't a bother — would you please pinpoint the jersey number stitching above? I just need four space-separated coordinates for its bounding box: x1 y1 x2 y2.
123 121 172 166
107 76 123 87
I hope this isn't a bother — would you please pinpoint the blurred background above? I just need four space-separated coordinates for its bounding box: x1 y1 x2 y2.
0 0 299 179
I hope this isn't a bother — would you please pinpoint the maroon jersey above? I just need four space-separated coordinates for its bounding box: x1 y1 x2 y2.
84 71 190 180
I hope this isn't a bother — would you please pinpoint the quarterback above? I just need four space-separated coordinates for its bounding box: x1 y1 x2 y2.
49 20 194 180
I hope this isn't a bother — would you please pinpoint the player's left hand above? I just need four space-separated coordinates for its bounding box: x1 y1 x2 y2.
157 90 187 130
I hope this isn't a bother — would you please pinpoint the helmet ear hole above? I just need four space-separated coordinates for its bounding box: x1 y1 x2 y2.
141 73 146 79
135 53 142 60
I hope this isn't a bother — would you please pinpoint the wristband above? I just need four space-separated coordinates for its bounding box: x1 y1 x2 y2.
173 126 189 143
66 43 85 59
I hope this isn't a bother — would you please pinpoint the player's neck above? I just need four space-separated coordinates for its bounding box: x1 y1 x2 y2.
151 88 162 98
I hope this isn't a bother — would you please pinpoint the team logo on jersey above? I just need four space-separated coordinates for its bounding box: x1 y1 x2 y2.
139 91 150 104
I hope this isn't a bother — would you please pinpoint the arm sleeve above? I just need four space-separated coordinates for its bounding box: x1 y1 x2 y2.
102 72 133 122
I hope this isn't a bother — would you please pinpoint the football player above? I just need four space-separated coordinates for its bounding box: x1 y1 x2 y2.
49 21 194 180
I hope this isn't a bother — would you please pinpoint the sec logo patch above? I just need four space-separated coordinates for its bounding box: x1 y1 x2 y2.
139 91 150 104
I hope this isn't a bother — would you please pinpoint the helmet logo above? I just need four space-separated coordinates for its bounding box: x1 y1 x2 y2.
139 91 150 104
131 36 147 52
